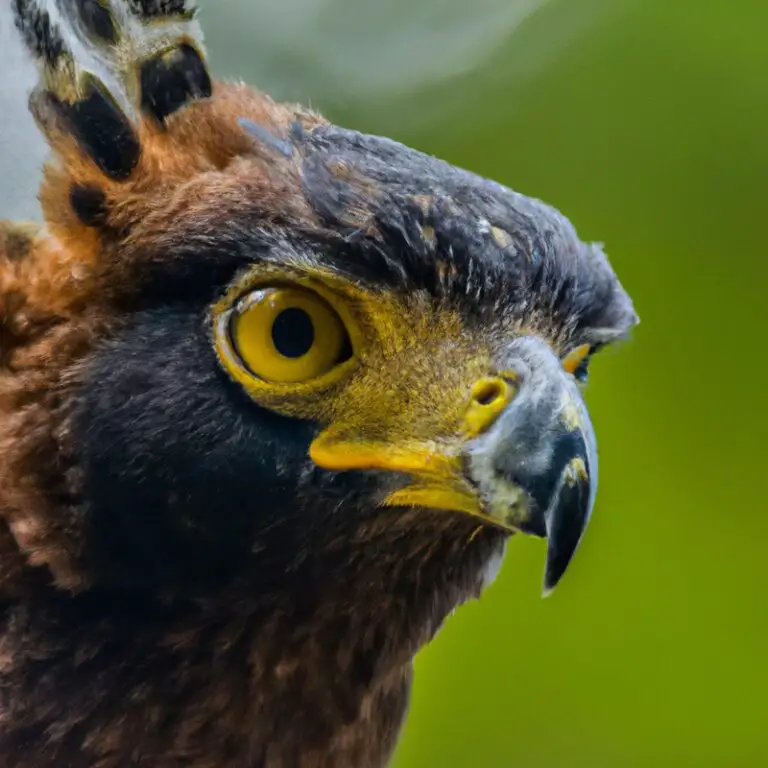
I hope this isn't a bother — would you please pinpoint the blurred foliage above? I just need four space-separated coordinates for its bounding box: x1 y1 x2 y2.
201 0 768 765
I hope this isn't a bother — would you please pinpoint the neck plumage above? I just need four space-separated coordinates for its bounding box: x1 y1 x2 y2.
0 522 505 767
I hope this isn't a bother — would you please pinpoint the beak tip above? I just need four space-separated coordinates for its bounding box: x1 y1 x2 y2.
540 475 593 596
541 549 571 596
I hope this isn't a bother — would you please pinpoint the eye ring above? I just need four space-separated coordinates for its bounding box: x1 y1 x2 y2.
226 286 352 384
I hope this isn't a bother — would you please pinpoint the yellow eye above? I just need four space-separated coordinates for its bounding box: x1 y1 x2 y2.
229 287 351 383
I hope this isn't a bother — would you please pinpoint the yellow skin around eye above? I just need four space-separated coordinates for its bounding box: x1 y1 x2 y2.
232 287 347 383
212 265 600 534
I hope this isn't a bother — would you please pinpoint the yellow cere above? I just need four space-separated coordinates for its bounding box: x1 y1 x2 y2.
463 376 516 438
382 484 483 519
309 434 459 477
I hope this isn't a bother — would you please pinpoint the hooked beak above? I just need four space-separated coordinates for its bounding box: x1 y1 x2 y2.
309 337 598 595
485 419 596 595
463 337 598 594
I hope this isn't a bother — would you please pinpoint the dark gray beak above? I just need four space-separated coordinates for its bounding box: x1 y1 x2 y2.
464 337 598 594
521 425 595 594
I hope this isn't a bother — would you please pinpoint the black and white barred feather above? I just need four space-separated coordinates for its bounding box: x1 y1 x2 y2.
11 0 211 178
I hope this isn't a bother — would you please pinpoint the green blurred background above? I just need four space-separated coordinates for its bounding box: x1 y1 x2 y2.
199 0 767 764
2 0 766 764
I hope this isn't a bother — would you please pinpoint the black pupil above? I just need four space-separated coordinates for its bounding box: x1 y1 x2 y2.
271 307 315 358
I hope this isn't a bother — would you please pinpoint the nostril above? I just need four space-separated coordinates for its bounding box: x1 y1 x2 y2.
470 378 507 407
464 377 515 437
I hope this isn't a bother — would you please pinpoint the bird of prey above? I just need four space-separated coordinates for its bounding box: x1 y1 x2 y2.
0 1 637 765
